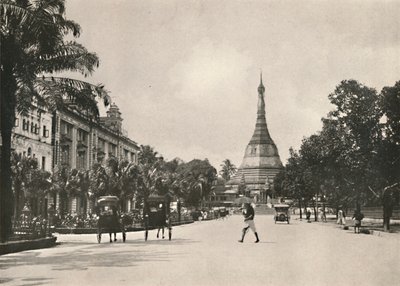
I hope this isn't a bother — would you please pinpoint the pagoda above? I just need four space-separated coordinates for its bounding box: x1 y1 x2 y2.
226 74 283 202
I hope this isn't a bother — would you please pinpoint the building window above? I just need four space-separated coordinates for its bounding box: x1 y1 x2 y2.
60 145 70 166
43 125 49 138
31 122 35 133
77 150 86 170
42 156 46 170
77 129 88 146
23 119 29 131
27 147 32 157
109 143 117 157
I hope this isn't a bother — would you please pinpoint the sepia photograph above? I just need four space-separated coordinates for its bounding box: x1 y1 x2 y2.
1 0 399 285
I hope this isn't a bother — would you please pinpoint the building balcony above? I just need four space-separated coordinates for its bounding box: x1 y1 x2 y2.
60 133 72 143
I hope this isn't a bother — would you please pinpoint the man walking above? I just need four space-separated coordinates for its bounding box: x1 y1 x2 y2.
238 203 260 243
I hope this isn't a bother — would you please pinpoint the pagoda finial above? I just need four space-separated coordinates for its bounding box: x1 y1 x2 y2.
258 71 265 94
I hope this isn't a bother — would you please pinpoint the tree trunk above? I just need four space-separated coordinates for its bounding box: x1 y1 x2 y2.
0 56 17 242
383 205 392 232
298 198 302 219
313 200 317 222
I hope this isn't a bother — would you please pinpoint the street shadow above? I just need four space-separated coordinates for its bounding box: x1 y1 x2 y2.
18 277 54 286
0 237 198 279
125 238 199 245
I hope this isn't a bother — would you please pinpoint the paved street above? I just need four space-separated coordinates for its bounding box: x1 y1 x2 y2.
0 215 399 286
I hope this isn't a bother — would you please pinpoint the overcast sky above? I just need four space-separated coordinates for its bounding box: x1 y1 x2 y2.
66 0 400 170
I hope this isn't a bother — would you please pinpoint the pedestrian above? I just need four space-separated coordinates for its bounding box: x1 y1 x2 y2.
337 208 346 226
306 209 312 223
238 203 260 243
352 209 364 234
320 208 327 222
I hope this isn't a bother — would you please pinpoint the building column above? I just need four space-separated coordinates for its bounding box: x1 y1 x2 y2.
89 130 97 167
71 127 77 168
104 141 109 160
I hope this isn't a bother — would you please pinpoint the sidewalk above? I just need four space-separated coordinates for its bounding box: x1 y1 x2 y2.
293 215 400 238
0 236 57 255
0 219 194 255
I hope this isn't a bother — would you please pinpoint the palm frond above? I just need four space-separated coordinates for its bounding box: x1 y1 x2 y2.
1 2 34 33
35 41 99 76
34 76 110 117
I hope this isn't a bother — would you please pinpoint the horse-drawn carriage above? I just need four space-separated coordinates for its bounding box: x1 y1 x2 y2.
96 196 126 243
143 195 172 241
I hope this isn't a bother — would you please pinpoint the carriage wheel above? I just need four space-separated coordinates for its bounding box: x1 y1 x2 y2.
97 233 101 243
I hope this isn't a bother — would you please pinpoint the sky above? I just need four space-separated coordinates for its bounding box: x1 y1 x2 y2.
65 0 400 171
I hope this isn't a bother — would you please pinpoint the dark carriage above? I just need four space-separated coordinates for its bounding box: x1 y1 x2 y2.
96 196 126 243
143 195 172 241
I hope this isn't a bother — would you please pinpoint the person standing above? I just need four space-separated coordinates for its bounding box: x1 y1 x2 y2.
337 208 346 226
238 203 260 243
352 209 364 234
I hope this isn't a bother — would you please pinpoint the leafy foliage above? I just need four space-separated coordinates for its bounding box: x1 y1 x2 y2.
219 159 237 181
1 0 109 240
280 80 400 211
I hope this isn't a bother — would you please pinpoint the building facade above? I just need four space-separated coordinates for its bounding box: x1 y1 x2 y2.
51 103 139 214
2 102 140 216
11 106 53 172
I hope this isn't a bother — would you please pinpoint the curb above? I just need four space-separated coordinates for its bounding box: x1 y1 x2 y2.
54 220 194 234
0 236 57 255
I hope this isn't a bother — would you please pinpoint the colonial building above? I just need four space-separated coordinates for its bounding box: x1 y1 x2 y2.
52 103 138 171
51 103 139 214
11 105 53 172
1 101 140 216
226 75 283 202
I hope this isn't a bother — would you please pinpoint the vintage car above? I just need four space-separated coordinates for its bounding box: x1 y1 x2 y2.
274 204 290 224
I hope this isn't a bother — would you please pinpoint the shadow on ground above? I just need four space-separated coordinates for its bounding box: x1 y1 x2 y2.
0 237 197 277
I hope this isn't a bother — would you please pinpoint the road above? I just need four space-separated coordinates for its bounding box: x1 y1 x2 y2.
0 215 399 286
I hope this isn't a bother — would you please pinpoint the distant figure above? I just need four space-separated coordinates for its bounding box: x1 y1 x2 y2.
156 203 167 239
320 208 327 222
110 206 118 242
238 203 260 243
337 208 346 226
352 209 364 234
306 209 312 223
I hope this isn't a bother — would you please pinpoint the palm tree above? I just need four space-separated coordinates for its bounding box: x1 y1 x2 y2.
1 0 110 241
11 152 39 217
219 159 237 181
104 157 136 211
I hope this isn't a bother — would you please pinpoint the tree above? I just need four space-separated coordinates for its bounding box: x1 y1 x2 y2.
379 81 400 183
176 159 217 206
138 145 159 165
11 152 37 217
50 164 70 215
11 152 51 217
104 158 136 211
65 169 90 214
219 159 237 181
327 80 381 207
1 0 109 241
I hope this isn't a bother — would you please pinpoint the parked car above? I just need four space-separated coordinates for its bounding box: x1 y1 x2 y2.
274 204 290 224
